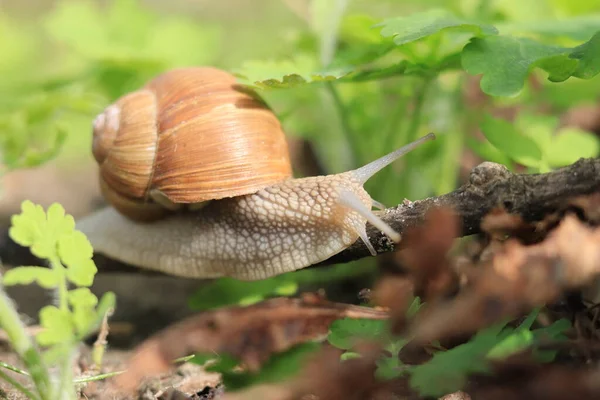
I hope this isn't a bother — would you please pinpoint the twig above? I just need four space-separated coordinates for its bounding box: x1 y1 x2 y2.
319 158 600 266
92 308 112 369
2 159 600 273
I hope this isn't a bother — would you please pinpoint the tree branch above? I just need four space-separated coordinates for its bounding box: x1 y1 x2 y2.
319 158 600 266
1 159 599 273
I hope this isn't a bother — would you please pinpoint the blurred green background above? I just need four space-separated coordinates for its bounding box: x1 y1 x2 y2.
1 0 600 302
2 0 600 209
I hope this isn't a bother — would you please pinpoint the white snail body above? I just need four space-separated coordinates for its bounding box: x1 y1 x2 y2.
77 67 435 280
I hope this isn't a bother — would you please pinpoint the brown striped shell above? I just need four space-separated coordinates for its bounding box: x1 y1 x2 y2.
92 67 293 222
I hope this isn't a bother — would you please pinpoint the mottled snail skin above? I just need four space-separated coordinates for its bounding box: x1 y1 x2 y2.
77 134 435 280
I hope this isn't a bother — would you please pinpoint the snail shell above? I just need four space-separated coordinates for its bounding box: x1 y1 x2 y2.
92 67 293 221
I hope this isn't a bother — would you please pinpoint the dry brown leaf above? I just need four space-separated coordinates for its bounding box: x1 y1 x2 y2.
114 294 388 393
409 215 600 343
480 207 539 243
567 193 600 224
466 359 600 400
397 207 460 302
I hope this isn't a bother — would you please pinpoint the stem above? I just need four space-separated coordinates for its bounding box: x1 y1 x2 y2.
49 257 68 313
404 78 432 144
0 361 30 376
435 76 467 195
381 89 411 158
325 82 362 166
54 347 77 400
92 309 112 369
0 368 39 400
72 370 124 384
316 0 348 67
0 287 52 399
375 77 432 201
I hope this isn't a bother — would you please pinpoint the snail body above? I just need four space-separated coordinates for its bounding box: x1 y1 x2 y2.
78 67 435 280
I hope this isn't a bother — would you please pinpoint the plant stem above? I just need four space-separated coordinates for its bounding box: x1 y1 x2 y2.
325 82 362 166
0 287 51 399
382 88 411 157
54 347 77 400
375 77 432 201
396 77 432 199
0 361 30 376
435 76 466 195
49 257 68 313
404 78 432 145
72 370 124 384
0 368 39 400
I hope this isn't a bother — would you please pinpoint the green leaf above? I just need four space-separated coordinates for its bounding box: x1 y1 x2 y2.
467 137 515 168
328 318 388 350
18 128 67 169
377 9 498 46
498 15 600 41
44 0 112 58
188 276 298 311
340 14 388 45
36 306 74 346
340 351 362 361
44 0 221 69
68 288 98 308
487 328 533 359
217 342 320 391
375 336 410 380
489 312 571 361
332 14 396 67
196 353 239 372
547 128 600 166
2 267 60 289
531 318 571 362
463 36 569 97
234 54 352 89
463 32 600 97
57 231 94 265
406 296 423 319
9 201 45 248
375 353 404 380
533 318 571 340
57 230 98 287
65 259 98 287
572 32 600 79
9 201 75 260
515 113 558 153
410 322 509 397
480 115 543 167
68 288 98 335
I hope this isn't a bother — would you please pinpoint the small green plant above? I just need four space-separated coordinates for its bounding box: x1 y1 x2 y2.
326 306 570 398
470 112 600 173
191 342 321 391
0 200 116 400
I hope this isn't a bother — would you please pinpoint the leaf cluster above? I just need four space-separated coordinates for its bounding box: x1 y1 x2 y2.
0 0 223 172
325 306 569 398
471 113 600 172
0 201 116 399
236 8 600 96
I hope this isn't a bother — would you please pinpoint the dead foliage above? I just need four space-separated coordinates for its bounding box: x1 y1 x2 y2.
113 293 388 393
397 207 461 302
109 192 600 399
465 357 600 400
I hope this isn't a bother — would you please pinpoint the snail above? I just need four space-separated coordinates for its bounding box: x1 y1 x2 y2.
77 67 435 281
